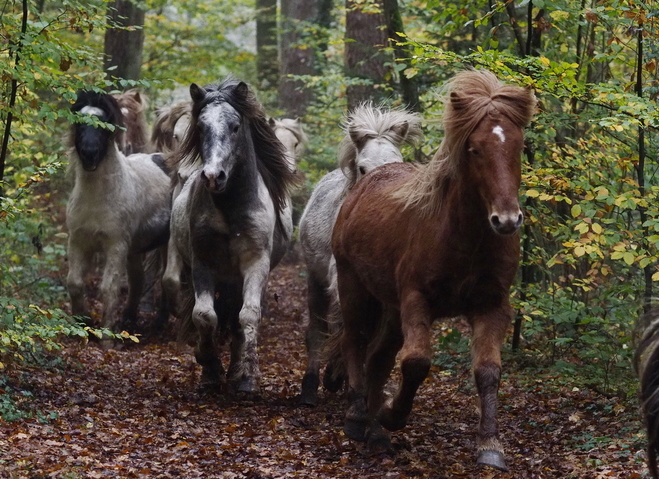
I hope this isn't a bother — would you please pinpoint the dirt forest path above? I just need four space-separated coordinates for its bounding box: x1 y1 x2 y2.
0 260 648 478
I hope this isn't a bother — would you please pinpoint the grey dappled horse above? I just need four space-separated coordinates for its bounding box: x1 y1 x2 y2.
169 78 298 393
298 104 423 406
66 91 171 335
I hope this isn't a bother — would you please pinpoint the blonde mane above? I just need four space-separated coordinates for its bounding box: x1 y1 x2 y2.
393 69 536 216
338 103 423 188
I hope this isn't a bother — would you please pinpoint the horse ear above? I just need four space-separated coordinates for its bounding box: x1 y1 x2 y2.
234 81 250 101
268 117 276 127
450 91 466 110
294 117 301 125
390 121 409 142
190 83 206 103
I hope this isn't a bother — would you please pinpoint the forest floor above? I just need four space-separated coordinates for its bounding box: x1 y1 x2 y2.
0 258 650 478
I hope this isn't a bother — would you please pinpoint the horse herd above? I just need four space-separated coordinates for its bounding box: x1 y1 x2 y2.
67 69 659 474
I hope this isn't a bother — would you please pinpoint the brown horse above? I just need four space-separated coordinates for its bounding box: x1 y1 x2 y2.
113 88 150 155
330 69 536 471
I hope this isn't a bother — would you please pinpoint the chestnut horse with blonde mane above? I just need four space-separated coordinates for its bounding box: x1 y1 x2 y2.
330 70 535 471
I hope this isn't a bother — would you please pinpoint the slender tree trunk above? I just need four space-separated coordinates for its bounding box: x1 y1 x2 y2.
256 0 278 90
634 21 652 311
0 0 28 197
345 0 390 111
279 0 333 117
383 0 420 111
104 0 145 81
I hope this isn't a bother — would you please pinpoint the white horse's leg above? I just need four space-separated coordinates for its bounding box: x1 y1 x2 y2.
124 252 145 329
100 242 129 333
66 239 89 322
191 261 224 386
229 254 270 394
162 237 183 312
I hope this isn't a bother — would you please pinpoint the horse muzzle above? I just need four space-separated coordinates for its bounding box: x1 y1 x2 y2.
201 169 228 193
489 210 523 235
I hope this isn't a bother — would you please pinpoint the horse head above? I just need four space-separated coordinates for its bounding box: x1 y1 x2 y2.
269 117 307 172
339 104 423 187
71 90 125 172
444 73 535 236
188 81 250 193
464 107 525 235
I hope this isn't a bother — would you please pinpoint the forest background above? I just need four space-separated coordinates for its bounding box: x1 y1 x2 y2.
0 0 657 457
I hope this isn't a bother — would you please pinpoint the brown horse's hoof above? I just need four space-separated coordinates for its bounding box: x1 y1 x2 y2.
323 363 345 393
299 373 320 407
344 416 367 442
477 450 508 472
377 403 408 432
366 424 392 453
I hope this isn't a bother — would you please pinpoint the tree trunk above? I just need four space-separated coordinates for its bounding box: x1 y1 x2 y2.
345 0 390 111
256 0 278 90
104 0 145 81
383 0 420 111
279 0 333 117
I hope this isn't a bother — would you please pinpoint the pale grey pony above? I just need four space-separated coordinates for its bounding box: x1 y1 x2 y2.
66 91 171 335
168 78 298 393
298 103 423 406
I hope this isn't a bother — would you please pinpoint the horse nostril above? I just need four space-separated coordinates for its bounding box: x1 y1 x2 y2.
359 166 366 176
517 212 523 225
218 170 227 181
490 214 501 227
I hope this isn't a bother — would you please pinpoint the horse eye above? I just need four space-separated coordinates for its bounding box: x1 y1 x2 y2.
232 124 240 134
294 142 299 148
359 166 367 176
468 147 479 155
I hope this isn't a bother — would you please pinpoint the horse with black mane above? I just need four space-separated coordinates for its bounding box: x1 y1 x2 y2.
168 78 298 393
66 90 171 336
330 69 535 470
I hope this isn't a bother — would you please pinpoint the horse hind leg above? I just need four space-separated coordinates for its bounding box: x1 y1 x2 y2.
363 306 403 451
377 290 432 433
337 262 380 442
300 275 332 406
470 309 511 472
123 252 145 330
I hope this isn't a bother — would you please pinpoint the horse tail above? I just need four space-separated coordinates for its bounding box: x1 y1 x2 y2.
321 256 346 391
635 307 659 478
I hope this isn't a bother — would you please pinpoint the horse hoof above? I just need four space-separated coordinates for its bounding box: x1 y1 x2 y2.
299 373 320 407
344 417 367 442
377 405 407 432
236 376 260 394
366 424 392 453
477 450 508 472
322 364 344 393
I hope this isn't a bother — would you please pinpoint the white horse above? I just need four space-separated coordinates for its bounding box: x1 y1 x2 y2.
298 103 423 406
168 78 298 393
269 117 307 173
66 91 172 335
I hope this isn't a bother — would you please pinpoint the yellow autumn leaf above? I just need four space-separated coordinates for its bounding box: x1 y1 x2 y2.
574 246 586 257
571 205 582 217
653 271 659 281
591 223 602 234
525 189 540 198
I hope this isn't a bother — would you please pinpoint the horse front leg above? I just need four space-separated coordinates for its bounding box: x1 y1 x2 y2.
470 307 511 472
66 239 90 324
100 242 130 334
228 254 270 394
378 290 432 432
191 262 224 387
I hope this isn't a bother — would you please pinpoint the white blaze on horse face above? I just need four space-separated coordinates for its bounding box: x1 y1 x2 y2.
80 106 104 117
199 102 240 189
355 138 404 181
492 125 506 143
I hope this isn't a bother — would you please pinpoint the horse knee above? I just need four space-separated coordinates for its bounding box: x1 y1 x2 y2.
239 305 260 336
474 361 501 395
192 304 218 333
400 356 431 385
